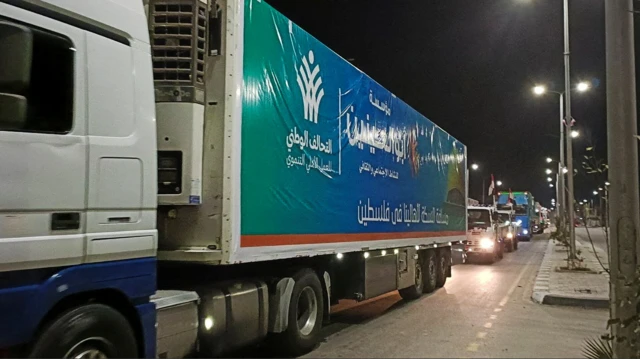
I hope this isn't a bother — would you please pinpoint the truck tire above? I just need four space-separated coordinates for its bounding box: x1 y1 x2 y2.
29 303 138 358
422 250 438 293
505 240 513 253
399 252 424 300
275 268 324 357
435 249 449 288
485 250 497 265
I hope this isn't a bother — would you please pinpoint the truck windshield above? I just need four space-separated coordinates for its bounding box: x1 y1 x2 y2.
468 209 491 227
514 205 527 214
497 213 510 223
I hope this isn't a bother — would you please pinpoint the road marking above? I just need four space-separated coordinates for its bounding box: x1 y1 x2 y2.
462 247 538 357
499 250 537 306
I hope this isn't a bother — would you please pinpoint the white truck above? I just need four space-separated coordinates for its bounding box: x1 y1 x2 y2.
0 0 468 357
465 206 503 264
494 208 518 252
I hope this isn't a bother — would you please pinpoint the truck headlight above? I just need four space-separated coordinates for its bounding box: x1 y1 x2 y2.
506 232 513 239
523 229 529 235
480 238 494 249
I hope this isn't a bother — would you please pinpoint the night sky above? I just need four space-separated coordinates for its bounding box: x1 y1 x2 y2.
266 0 608 208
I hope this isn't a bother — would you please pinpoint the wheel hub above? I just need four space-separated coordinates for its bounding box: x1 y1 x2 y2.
296 287 318 336
64 338 110 359
429 258 436 284
72 349 108 359
415 260 423 287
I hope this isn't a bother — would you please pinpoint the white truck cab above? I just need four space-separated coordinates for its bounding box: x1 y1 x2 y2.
465 206 503 264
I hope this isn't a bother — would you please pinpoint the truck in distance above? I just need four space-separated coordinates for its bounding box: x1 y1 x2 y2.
494 208 518 252
465 206 504 264
496 191 535 241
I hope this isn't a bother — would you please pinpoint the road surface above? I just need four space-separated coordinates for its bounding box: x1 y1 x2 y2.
300 236 607 358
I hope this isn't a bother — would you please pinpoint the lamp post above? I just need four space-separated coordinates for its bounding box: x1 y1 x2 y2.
470 163 484 204
532 82 588 259
561 0 578 259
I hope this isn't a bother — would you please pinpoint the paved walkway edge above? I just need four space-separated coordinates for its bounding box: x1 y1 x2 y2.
531 239 609 309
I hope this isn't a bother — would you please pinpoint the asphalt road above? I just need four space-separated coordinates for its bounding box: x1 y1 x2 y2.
300 236 608 358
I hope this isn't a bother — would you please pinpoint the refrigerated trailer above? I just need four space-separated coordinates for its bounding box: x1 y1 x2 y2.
0 0 468 357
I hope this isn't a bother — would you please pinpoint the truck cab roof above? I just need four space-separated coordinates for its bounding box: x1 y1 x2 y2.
36 0 149 46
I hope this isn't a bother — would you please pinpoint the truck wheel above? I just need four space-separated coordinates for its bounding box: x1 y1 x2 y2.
276 268 324 356
505 240 513 253
486 250 496 265
399 252 424 300
422 250 438 293
29 304 138 358
435 249 450 288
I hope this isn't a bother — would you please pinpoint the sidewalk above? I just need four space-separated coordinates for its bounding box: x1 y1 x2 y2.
532 228 609 308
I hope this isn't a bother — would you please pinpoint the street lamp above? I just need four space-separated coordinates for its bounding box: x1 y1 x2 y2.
605 181 611 186
593 190 599 195
545 169 552 175
469 163 486 204
549 184 554 188
570 130 579 138
497 180 503 187
577 81 591 92
533 85 546 95
546 157 553 163
527 0 594 258
547 177 553 182
532 81 589 254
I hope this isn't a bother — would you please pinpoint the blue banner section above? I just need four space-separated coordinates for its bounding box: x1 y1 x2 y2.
241 0 467 239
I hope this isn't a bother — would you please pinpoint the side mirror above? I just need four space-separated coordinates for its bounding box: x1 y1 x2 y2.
0 21 33 129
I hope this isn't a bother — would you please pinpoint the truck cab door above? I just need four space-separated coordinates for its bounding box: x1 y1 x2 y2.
0 9 87 272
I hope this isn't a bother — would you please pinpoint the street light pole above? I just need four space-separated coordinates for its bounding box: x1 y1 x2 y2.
563 0 576 259
558 92 566 230
605 0 640 356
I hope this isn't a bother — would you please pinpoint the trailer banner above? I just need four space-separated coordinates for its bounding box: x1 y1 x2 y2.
240 0 467 247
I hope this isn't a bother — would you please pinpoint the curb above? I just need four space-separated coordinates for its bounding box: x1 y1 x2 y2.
531 239 554 304
531 238 609 309
540 294 609 309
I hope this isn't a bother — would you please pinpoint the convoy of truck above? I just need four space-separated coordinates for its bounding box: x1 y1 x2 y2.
463 202 526 264
0 0 470 357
